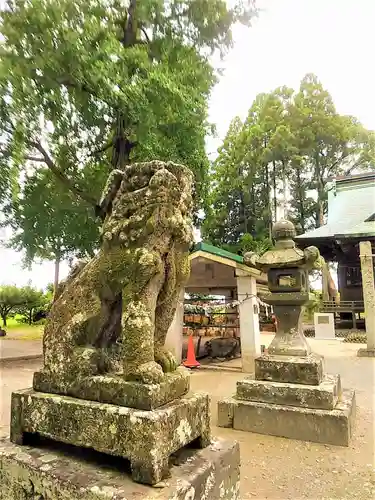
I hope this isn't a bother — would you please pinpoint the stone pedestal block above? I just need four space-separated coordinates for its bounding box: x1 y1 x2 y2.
218 390 355 446
33 367 190 410
357 348 375 357
218 353 356 447
236 374 341 410
10 389 210 485
255 353 324 385
0 438 240 500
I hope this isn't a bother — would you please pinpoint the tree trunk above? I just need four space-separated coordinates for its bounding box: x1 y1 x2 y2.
240 191 247 233
250 170 256 232
264 161 272 238
1 313 7 327
238 165 247 234
28 308 33 325
317 199 325 227
34 0 140 220
296 166 305 233
53 256 60 302
272 160 277 221
315 155 325 228
281 159 288 220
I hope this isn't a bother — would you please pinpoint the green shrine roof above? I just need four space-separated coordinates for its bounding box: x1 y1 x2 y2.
191 242 244 264
297 172 375 242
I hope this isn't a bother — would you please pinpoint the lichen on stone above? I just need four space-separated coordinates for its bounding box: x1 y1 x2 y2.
39 161 194 395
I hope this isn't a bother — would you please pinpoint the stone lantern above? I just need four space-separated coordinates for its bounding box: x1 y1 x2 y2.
245 219 320 357
218 220 356 447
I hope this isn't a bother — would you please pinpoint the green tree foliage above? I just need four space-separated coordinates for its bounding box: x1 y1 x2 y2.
0 284 51 326
0 0 256 270
203 73 375 251
290 73 375 229
203 116 245 247
18 285 46 325
0 285 24 326
6 168 101 289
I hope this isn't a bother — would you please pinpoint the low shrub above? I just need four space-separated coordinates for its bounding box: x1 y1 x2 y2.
343 332 367 343
304 327 315 337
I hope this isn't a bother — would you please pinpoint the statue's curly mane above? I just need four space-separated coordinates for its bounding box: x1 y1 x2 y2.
100 161 193 248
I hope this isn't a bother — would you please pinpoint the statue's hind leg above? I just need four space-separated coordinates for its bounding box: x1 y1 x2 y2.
154 294 179 373
154 248 189 372
121 251 165 384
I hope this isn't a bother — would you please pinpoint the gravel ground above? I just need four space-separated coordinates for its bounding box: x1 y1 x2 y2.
1 337 374 499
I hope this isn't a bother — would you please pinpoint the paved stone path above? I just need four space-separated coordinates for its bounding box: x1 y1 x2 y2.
1 338 374 499
0 339 42 362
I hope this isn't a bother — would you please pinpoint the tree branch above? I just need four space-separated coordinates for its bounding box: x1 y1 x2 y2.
344 160 366 176
327 152 351 174
140 26 151 44
123 0 138 48
0 149 11 158
54 76 105 103
90 139 115 157
25 156 45 162
29 141 100 211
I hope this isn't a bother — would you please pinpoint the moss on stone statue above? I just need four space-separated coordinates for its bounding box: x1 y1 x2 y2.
1 438 240 500
10 389 211 485
33 367 191 410
40 161 194 399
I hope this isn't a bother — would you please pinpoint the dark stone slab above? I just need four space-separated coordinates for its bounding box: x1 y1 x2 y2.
357 348 375 357
236 374 341 410
10 389 211 485
33 367 190 410
218 389 356 447
0 438 240 499
255 353 324 385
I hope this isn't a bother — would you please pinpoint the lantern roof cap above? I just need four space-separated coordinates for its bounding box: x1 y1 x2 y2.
245 220 320 269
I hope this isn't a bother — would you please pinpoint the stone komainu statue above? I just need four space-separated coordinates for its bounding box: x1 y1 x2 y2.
41 161 194 387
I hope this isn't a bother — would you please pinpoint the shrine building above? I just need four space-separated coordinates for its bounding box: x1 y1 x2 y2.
296 171 375 324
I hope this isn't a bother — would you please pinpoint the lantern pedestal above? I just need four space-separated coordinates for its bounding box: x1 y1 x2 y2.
219 220 356 446
218 354 356 446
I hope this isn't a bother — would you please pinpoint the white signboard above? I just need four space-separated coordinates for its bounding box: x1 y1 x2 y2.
314 313 336 340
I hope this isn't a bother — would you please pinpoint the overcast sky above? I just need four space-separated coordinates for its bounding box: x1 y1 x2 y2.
1 0 374 289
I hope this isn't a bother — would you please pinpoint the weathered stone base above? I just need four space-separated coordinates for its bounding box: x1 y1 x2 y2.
218 389 355 446
236 374 341 410
255 353 324 385
0 438 240 500
33 366 190 410
357 347 375 357
11 389 210 485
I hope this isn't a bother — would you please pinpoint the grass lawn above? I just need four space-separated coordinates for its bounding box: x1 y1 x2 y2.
1 316 44 340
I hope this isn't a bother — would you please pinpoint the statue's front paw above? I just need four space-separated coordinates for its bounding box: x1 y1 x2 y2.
127 361 164 384
155 347 177 373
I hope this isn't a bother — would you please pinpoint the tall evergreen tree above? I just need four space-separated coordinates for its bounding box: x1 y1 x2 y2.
203 73 375 253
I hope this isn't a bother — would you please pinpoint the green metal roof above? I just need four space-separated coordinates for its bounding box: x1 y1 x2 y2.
191 242 244 264
297 172 375 241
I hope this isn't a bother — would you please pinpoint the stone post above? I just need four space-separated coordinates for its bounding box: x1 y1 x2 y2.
358 241 375 357
165 288 185 364
236 270 261 373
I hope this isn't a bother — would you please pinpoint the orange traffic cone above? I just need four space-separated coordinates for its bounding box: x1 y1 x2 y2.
183 335 200 368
